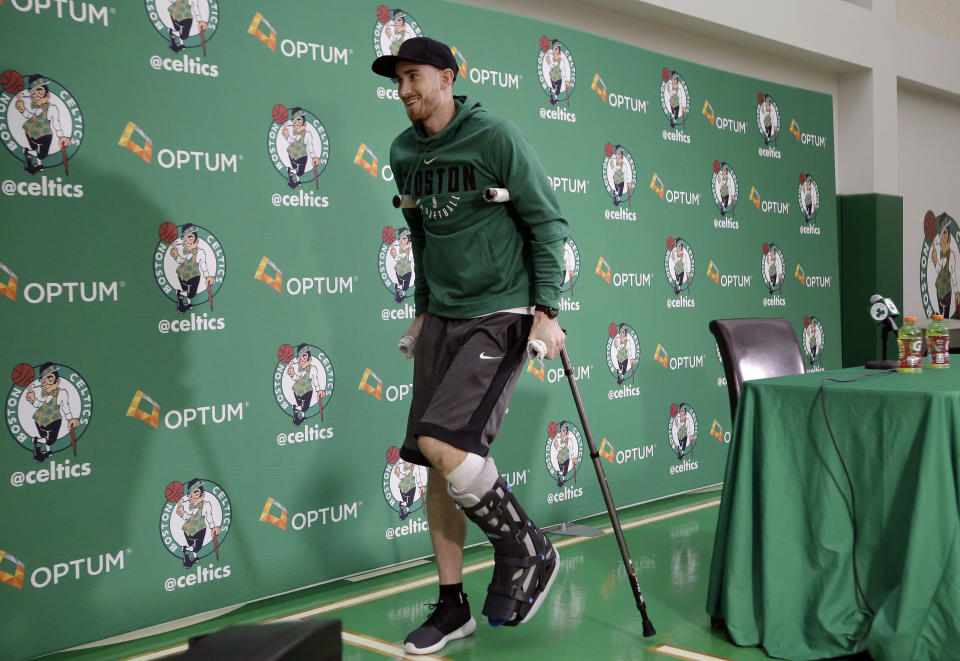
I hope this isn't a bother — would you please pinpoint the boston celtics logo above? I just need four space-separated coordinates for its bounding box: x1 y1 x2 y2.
602 142 636 207
0 71 82 175
660 69 690 129
382 445 427 521
145 0 220 53
802 315 825 365
665 236 695 295
757 93 780 145
561 237 581 295
379 226 416 304
159 477 230 569
761 242 785 294
606 322 640 385
920 210 960 318
537 36 575 106
373 6 423 57
545 420 583 488
7 361 92 463
711 160 738 217
154 222 226 314
667 402 697 461
274 343 334 426
268 105 330 190
798 173 819 223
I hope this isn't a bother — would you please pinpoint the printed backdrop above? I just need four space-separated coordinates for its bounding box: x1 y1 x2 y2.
0 1 839 657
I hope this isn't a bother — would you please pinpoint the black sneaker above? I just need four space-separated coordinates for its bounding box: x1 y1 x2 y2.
403 593 477 655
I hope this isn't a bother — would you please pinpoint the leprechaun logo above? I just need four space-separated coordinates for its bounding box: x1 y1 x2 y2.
154 222 226 314
711 160 738 217
920 210 960 318
757 93 780 145
801 315 825 366
159 478 230 569
667 402 697 461
537 37 575 106
606 322 640 385
145 1 220 54
274 343 334 426
665 236 695 296
798 173 819 223
267 105 330 190
545 420 583 488
378 226 416 304
761 242 785 295
7 362 92 463
372 6 423 57
660 69 690 129
0 71 82 175
382 445 427 521
561 237 580 295
602 142 636 207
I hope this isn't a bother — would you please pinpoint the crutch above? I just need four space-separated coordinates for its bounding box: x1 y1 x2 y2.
528 338 656 637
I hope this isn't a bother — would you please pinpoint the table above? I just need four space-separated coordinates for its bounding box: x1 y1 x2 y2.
706 366 960 661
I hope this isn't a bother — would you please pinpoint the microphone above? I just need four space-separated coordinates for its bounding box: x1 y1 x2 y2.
868 294 899 332
866 294 900 369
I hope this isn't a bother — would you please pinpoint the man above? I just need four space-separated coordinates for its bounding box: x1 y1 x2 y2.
761 95 777 144
546 41 569 105
281 108 321 190
613 324 635 385
394 458 426 521
15 75 71 175
802 175 818 221
608 145 630 206
667 71 684 128
932 221 960 318
24 363 79 463
553 422 574 487
176 479 222 569
390 228 414 303
286 343 326 426
805 320 820 364
766 244 781 294
170 224 215 313
671 239 688 295
167 0 208 53
673 404 692 460
372 37 567 655
386 10 411 55
717 163 735 217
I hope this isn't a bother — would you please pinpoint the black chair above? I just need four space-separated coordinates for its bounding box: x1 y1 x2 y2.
709 318 805 422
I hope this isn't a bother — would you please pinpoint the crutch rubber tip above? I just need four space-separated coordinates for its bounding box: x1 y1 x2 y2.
391 194 401 208
640 610 656 637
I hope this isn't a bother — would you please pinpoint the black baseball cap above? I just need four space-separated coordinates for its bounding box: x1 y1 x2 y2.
371 37 458 80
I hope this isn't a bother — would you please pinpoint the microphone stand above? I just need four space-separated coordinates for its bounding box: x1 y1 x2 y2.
866 320 898 369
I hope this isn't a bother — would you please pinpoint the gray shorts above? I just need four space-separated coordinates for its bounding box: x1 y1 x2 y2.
401 312 532 467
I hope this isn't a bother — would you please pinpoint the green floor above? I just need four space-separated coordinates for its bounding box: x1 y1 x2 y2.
39 490 846 661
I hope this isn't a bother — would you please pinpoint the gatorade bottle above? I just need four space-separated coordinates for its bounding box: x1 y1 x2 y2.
898 316 922 373
926 314 950 368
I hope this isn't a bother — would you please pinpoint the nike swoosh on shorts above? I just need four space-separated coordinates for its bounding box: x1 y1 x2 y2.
479 352 502 360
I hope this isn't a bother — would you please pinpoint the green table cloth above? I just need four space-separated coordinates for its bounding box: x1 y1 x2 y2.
707 367 960 660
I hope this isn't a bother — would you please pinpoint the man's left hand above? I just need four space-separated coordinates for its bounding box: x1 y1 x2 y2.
529 311 565 360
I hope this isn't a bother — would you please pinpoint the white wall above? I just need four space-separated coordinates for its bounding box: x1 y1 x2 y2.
451 0 960 319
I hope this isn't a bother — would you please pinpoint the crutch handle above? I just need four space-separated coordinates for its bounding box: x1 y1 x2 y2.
526 339 547 361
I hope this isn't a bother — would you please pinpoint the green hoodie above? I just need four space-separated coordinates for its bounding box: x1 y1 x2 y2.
390 96 568 318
